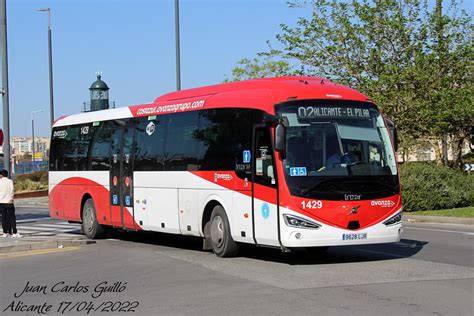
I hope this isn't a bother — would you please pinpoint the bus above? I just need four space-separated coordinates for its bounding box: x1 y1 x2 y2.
49 76 402 257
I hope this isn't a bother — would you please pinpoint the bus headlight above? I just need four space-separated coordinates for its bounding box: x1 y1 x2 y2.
283 214 321 229
383 212 402 226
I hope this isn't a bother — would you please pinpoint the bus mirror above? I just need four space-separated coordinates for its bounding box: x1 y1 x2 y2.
263 113 278 125
275 124 286 152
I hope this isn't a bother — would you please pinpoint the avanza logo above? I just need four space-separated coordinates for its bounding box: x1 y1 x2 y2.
53 130 67 138
214 173 233 182
371 200 395 208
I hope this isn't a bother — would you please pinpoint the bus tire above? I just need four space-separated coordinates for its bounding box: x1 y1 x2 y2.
82 198 105 239
209 205 238 257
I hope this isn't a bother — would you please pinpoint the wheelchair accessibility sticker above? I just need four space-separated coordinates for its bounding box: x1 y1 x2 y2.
261 203 270 219
243 150 251 163
290 167 307 176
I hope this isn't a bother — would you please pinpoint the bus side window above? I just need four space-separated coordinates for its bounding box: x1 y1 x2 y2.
62 126 80 171
88 122 111 170
197 109 253 177
165 112 200 171
134 117 167 171
50 127 68 171
255 128 276 187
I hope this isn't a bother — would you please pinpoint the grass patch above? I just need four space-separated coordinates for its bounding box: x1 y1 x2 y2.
409 207 474 218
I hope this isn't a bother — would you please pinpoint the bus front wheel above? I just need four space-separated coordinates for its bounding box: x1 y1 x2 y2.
209 205 238 257
81 198 105 239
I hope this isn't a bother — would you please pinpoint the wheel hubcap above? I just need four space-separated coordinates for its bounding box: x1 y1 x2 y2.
85 208 93 233
210 216 225 248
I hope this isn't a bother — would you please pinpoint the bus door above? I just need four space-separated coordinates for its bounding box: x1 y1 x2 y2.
252 127 280 247
110 125 136 229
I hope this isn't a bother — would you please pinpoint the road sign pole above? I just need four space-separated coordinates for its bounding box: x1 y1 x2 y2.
1 0 11 176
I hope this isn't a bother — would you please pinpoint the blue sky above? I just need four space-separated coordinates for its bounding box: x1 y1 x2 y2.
1 0 472 137
2 0 309 137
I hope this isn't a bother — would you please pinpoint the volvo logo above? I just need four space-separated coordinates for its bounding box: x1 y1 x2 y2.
348 205 360 215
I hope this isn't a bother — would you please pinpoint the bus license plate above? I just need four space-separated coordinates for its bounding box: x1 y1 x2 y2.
342 233 367 241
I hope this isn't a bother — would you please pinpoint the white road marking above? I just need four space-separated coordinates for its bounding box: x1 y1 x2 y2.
16 222 81 237
404 227 474 235
17 226 77 232
16 217 50 223
36 223 80 229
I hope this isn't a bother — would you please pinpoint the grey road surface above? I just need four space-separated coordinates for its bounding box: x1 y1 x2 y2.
1 208 473 316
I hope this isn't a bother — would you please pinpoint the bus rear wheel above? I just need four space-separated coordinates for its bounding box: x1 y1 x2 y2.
209 205 238 257
82 198 105 239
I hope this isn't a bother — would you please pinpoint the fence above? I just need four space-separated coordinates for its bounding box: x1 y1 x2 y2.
0 161 49 176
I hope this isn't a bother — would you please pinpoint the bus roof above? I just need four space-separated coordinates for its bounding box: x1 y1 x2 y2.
54 76 370 127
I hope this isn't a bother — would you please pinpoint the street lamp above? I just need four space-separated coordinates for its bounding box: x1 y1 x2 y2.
31 110 43 173
1 0 12 176
174 0 181 91
36 7 54 127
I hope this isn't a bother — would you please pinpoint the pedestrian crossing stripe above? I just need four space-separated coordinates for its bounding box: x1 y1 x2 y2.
16 222 81 236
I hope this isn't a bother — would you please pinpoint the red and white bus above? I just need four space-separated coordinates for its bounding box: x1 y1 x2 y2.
49 76 402 257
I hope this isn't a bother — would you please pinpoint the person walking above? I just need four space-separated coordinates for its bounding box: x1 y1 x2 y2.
0 169 21 238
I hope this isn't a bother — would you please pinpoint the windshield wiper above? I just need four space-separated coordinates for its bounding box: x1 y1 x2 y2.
347 178 397 192
373 179 398 191
342 161 364 167
301 179 336 196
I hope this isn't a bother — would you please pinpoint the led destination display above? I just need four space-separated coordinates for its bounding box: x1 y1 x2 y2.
297 106 371 119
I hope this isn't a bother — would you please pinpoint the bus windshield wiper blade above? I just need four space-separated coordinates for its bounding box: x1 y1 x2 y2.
301 179 335 196
348 179 397 192
373 179 397 191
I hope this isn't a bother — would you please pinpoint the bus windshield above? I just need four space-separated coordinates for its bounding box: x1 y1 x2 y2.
276 100 399 200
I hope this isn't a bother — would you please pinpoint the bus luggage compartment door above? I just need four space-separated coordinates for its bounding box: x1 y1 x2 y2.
178 189 200 236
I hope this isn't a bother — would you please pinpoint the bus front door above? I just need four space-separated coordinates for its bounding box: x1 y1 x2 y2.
252 127 280 247
110 126 136 229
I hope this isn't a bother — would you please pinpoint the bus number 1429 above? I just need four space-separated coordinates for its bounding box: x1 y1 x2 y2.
301 200 323 210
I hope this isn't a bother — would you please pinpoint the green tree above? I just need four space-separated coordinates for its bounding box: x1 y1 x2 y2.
224 49 292 82
227 0 473 165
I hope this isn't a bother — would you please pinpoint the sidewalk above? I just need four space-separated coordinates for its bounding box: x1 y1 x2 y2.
0 235 95 254
403 214 474 225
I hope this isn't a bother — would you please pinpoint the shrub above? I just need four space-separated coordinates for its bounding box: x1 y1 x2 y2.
14 179 48 192
14 171 48 192
15 171 48 184
400 162 474 212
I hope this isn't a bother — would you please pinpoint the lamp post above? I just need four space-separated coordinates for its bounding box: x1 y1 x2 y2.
31 110 42 173
1 0 11 176
36 8 54 127
174 0 181 91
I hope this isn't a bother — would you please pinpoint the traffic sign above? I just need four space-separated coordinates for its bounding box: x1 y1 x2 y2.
464 164 474 172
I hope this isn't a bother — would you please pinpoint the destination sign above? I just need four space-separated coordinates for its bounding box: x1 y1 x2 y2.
297 106 371 119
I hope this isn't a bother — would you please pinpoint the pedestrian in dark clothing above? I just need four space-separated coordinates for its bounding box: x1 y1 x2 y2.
0 169 21 238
